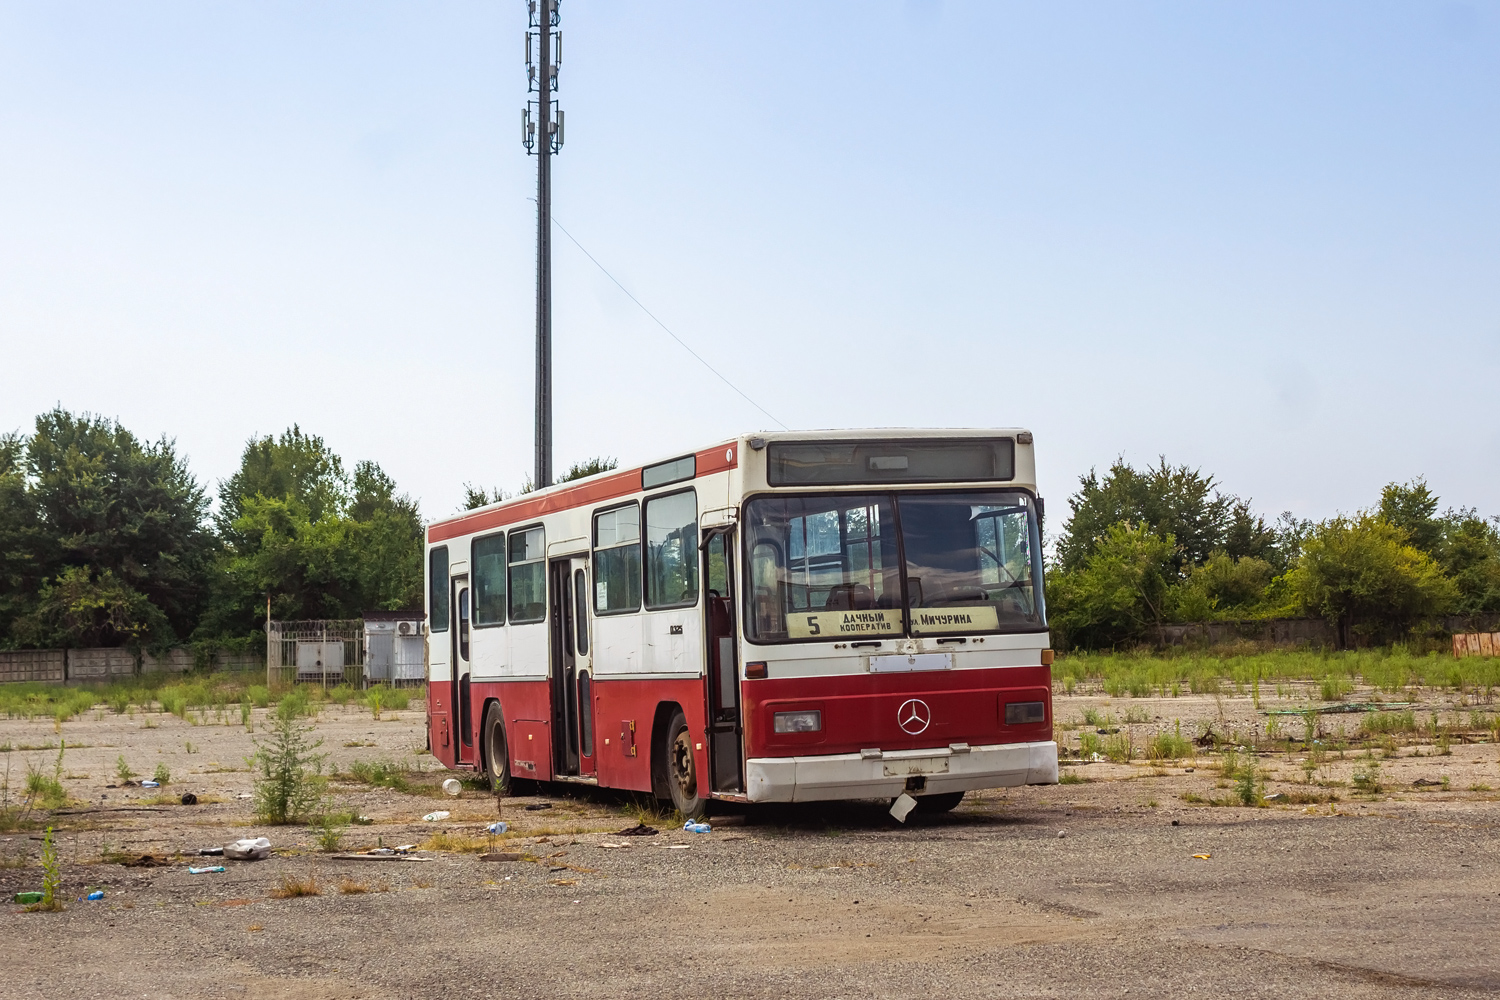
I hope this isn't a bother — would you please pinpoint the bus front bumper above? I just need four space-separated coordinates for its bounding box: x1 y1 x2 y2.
744 740 1058 803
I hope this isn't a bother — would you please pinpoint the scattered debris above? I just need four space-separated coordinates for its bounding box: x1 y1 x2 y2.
1191 854 1211 860
659 844 691 850
441 778 462 797
1057 830 1067 838
141 780 160 788
328 853 435 863
487 821 508 834
479 852 525 862
1412 778 1444 787
614 823 658 837
683 820 712 834
1171 820 1180 826
422 811 451 822
188 866 226 874
889 793 917 823
83 891 104 901
13 891 43 904
224 838 272 861
198 847 225 856
1264 793 1286 802
180 792 198 806
525 803 553 811
596 843 629 850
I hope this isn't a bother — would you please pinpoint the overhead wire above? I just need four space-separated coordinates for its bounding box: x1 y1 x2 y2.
548 213 790 431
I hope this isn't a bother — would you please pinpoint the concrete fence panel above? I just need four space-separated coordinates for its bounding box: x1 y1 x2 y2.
0 649 66 685
142 648 195 675
66 648 137 683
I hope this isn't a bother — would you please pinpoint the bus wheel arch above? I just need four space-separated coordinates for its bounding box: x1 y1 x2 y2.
652 702 706 820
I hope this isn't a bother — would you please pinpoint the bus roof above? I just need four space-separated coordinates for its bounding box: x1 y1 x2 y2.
425 427 1033 544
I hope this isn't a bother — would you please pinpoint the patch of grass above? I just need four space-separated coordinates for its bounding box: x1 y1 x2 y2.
1320 676 1354 702
1078 732 1102 759
338 878 370 894
1234 759 1264 806
1102 732 1134 764
114 755 135 785
344 759 416 793
315 812 348 852
152 763 170 786
1352 757 1382 795
1123 706 1149 725
1146 721 1194 763
1360 710 1417 736
269 873 322 898
1081 708 1103 727
422 830 491 853
1058 770 1088 785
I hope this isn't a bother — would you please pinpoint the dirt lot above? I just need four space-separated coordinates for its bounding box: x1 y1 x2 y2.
3 688 1499 999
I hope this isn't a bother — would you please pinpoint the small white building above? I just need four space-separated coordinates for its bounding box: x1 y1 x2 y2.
362 610 426 686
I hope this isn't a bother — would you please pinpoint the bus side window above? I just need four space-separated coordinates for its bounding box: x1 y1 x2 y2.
751 542 784 638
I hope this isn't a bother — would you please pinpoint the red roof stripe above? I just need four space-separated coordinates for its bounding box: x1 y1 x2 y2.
425 441 738 544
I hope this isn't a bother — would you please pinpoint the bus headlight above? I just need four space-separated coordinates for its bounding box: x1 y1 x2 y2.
773 710 822 734
1005 701 1046 725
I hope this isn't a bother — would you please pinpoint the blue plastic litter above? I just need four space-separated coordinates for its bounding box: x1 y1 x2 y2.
682 821 711 834
187 866 225 874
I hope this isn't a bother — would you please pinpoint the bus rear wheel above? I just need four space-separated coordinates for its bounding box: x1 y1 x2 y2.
482 703 512 797
913 791 965 814
664 709 707 820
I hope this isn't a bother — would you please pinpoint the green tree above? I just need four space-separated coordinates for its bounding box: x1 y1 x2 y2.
1047 522 1177 649
1437 514 1500 614
1169 551 1276 620
0 433 44 645
19 409 213 647
202 432 423 639
1378 478 1442 556
1286 514 1457 646
1056 458 1242 574
14 566 171 648
559 456 618 483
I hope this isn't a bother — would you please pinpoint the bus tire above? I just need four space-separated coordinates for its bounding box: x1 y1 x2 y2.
664 709 707 820
482 702 512 797
913 791 965 814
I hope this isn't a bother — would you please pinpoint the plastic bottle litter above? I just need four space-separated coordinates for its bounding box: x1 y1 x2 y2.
13 891 43 904
441 778 462 797
85 891 104 901
223 837 272 861
188 866 226 874
486 821 508 834
682 820 712 834
140 780 160 788
422 811 451 822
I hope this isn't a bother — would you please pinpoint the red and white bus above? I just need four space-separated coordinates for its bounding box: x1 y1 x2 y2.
424 429 1056 817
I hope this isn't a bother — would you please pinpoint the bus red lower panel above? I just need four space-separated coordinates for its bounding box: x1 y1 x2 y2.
462 677 708 796
743 665 1052 759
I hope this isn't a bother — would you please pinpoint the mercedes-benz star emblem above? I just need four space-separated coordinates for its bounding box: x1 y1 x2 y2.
896 698 931 735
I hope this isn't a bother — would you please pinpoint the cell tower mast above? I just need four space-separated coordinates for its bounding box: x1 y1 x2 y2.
524 0 563 488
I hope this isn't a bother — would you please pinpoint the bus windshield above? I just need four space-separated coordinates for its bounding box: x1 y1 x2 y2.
744 490 1044 642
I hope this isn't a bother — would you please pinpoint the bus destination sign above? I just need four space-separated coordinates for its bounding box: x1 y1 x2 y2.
785 609 902 639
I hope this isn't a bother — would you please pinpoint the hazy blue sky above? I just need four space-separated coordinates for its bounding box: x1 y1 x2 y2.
2 1 1497 528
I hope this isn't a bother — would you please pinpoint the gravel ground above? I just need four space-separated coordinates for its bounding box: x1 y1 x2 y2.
3 690 1499 999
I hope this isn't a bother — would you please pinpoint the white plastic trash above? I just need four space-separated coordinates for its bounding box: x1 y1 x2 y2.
422 811 450 822
441 778 462 797
223 837 272 861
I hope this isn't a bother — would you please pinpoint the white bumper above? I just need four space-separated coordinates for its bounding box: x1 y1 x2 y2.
745 741 1058 803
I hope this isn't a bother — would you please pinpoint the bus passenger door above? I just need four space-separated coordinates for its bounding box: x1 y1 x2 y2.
452 576 477 766
570 557 596 776
548 559 581 777
703 531 743 793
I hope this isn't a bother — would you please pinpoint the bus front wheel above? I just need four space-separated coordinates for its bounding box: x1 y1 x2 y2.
664 709 707 820
482 703 512 797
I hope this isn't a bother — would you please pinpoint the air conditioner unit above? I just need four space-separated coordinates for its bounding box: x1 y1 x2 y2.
398 621 412 636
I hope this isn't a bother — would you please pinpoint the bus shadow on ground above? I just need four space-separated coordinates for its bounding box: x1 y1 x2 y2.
508 782 1039 834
